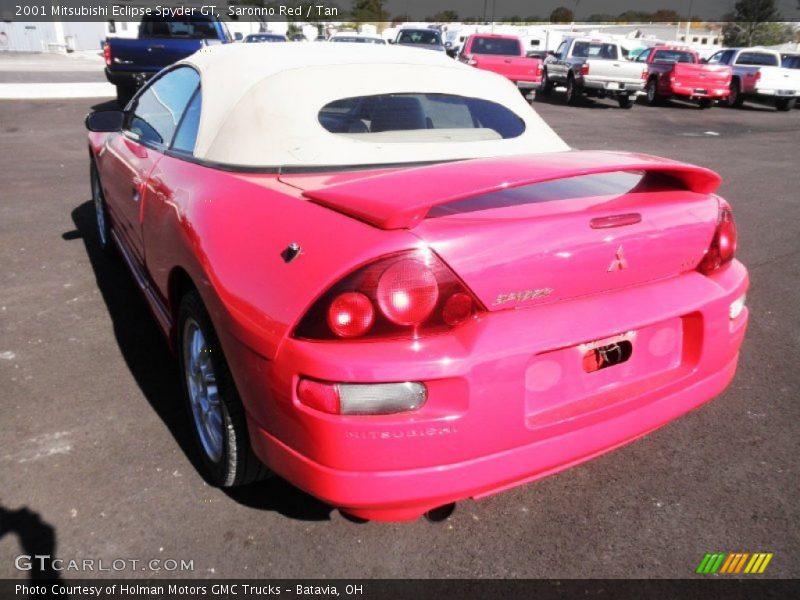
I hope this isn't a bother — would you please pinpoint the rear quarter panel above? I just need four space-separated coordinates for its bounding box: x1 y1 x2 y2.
143 157 419 360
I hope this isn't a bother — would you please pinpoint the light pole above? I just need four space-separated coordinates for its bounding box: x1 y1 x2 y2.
685 0 694 43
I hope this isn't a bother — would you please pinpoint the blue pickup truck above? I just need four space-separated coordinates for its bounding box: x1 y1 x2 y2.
104 15 235 107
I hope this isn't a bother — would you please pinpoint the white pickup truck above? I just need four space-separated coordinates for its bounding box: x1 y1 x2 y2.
707 47 800 111
541 37 646 108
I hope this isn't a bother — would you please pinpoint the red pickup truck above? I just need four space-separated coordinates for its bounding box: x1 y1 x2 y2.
458 34 542 94
639 46 732 108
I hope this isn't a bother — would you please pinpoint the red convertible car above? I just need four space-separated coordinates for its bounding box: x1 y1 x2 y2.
86 44 748 521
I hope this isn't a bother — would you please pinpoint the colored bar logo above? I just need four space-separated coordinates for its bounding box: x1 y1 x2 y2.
696 552 773 574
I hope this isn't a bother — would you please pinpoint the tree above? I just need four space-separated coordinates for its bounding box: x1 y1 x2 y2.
351 0 389 22
549 7 574 23
286 23 303 39
427 10 459 22
721 0 793 46
653 9 680 21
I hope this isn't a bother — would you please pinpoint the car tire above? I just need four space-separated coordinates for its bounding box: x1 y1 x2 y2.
775 98 796 111
116 85 134 110
727 79 744 108
565 75 580 106
698 98 713 109
617 94 634 109
177 290 269 488
539 69 554 96
645 78 661 106
90 160 114 256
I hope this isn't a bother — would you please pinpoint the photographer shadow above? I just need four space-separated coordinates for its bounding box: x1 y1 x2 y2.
0 505 62 580
64 200 333 522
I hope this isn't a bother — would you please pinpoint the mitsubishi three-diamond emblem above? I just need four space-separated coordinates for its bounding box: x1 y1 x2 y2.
608 245 628 272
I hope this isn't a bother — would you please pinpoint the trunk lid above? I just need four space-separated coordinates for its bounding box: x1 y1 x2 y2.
107 38 211 72
296 151 721 310
473 55 541 82
584 59 645 84
671 63 731 88
756 66 800 93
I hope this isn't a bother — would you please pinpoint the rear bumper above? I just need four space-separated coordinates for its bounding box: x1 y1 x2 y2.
104 67 156 89
514 79 542 89
668 83 730 99
241 261 748 521
251 353 740 520
582 78 645 93
752 88 800 98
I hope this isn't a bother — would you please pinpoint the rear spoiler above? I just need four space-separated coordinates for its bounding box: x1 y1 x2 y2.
302 151 721 230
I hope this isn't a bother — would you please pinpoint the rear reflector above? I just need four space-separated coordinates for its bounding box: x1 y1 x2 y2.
297 379 427 415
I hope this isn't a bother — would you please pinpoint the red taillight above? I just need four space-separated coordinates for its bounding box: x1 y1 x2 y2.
536 62 543 74
103 43 111 67
697 205 737 275
376 259 439 326
442 292 474 326
327 292 374 338
580 63 590 76
754 71 761 82
294 249 483 340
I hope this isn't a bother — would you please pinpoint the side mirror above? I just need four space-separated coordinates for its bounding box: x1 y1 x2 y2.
234 32 243 41
700 57 708 63
388 39 395 44
85 110 124 132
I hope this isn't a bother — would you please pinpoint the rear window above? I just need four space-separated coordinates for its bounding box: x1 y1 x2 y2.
781 55 800 69
140 17 219 40
471 37 521 56
736 52 778 66
652 50 695 64
331 36 385 44
572 42 618 60
318 93 525 142
245 34 286 43
397 30 442 45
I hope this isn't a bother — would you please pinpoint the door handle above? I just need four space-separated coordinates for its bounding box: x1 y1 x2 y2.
147 44 166 51
123 138 147 158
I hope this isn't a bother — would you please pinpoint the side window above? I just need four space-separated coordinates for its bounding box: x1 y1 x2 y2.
555 41 568 59
126 67 200 147
707 51 726 65
172 88 202 155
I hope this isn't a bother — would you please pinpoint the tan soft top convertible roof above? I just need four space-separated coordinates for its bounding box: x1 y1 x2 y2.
180 43 569 167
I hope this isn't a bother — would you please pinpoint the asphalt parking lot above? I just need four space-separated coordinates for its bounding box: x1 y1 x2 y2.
1 91 798 579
